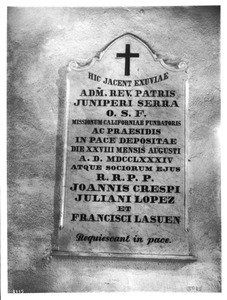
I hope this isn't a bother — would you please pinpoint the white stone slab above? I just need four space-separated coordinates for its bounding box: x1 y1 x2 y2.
56 33 191 258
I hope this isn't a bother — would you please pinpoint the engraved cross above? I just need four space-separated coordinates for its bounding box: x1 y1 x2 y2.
116 44 139 76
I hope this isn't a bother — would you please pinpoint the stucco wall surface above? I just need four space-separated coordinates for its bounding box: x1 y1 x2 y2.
7 6 221 292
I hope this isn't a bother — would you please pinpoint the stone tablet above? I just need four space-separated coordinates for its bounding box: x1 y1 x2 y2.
55 33 191 259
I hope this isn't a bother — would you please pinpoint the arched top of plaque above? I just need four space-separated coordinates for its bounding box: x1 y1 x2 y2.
68 33 188 73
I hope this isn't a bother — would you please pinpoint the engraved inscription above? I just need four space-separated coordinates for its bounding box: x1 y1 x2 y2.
57 33 189 257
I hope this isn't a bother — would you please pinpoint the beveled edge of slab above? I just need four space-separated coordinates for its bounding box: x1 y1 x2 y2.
51 250 196 261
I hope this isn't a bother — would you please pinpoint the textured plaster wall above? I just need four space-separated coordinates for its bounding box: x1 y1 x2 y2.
7 6 221 292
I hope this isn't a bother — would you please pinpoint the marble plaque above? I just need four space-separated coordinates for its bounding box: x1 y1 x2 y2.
55 33 191 259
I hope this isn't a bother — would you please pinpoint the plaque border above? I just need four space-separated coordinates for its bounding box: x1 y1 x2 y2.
53 33 194 260
51 250 196 261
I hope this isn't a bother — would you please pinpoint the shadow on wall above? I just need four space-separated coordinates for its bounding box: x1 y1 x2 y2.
52 66 68 251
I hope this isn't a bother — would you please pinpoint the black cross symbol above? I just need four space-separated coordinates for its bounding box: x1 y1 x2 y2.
116 44 139 76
